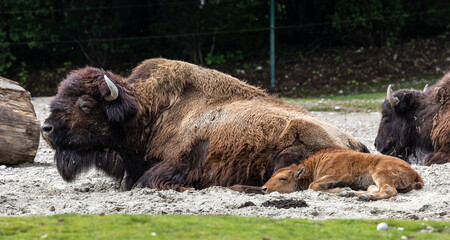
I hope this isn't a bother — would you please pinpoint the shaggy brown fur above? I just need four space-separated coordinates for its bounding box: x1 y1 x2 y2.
375 72 450 165
42 58 368 191
262 148 424 200
428 75 450 164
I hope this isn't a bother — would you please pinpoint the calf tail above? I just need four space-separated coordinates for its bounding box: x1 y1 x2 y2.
412 172 424 190
397 172 424 193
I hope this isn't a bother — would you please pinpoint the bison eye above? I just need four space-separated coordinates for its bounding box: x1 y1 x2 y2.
78 96 97 113
279 178 287 181
80 105 92 113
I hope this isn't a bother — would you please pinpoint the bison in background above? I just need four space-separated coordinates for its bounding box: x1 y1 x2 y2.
261 148 424 200
41 58 368 192
375 72 450 165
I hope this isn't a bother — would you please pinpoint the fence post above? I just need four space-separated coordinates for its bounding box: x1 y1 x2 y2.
270 0 276 87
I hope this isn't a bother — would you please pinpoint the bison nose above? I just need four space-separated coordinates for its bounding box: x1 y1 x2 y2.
261 187 268 194
41 124 53 133
374 139 383 151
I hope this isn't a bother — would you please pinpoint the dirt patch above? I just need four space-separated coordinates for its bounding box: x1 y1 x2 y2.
214 37 450 97
261 200 308 209
0 97 449 221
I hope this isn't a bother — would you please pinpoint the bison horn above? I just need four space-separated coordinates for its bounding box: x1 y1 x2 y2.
104 75 119 101
387 84 398 108
423 84 429 92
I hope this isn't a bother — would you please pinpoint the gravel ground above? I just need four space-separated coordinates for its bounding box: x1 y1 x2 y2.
0 97 449 221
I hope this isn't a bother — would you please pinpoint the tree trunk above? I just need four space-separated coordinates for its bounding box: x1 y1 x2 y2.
0 76 40 165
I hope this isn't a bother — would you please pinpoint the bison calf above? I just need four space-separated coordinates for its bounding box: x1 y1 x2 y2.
262 148 424 200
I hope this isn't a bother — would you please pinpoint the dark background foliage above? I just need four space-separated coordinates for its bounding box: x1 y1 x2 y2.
1 0 449 96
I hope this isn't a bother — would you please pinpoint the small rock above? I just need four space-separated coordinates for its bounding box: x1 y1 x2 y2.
377 222 388 231
151 232 157 236
419 204 430 212
311 211 319 216
49 206 55 211
401 236 408 240
370 208 380 215
397 227 404 231
238 201 255 208
0 165 6 170
420 226 434 233
41 234 48 239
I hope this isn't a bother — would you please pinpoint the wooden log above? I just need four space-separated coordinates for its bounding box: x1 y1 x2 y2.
0 76 40 165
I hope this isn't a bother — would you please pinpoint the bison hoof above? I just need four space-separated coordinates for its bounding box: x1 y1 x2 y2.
338 191 351 197
358 194 374 201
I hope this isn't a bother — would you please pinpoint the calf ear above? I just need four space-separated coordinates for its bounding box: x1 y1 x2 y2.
395 93 415 113
294 166 306 180
100 75 140 123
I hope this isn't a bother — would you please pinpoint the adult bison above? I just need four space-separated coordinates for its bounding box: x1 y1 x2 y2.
41 58 368 191
374 72 450 165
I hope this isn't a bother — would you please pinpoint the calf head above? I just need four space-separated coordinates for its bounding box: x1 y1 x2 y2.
41 67 141 182
261 165 305 194
374 85 426 160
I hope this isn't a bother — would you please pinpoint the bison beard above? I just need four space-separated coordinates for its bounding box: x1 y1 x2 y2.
55 148 125 182
42 58 369 192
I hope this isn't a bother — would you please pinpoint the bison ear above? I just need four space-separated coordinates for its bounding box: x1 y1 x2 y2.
436 87 449 105
294 166 305 180
395 93 415 113
101 75 140 123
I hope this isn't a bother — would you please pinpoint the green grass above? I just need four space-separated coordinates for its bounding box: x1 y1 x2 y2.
283 75 439 112
0 214 449 239
284 92 386 112
293 74 438 98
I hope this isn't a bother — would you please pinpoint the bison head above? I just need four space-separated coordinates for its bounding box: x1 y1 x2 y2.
41 67 140 182
374 85 426 161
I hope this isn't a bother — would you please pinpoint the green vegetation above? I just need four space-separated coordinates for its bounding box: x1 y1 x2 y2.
0 214 448 239
1 1 449 96
285 93 385 113
285 75 439 112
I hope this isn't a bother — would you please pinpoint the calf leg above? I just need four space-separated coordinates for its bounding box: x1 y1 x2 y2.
308 175 353 193
358 184 397 201
358 171 398 201
338 185 379 197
